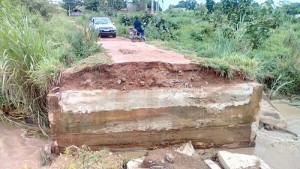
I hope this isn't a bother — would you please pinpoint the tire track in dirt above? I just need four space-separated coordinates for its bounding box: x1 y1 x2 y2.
100 37 190 64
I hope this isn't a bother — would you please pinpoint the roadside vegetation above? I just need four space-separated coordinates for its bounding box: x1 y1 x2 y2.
114 1 300 98
76 0 299 97
0 0 102 128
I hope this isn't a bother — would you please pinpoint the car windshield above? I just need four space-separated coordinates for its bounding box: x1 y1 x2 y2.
94 18 111 24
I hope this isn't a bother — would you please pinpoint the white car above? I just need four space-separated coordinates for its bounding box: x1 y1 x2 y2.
90 17 117 38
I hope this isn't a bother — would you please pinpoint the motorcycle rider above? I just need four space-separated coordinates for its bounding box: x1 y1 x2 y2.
133 16 145 40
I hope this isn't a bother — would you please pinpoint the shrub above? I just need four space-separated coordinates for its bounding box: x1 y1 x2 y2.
69 30 100 59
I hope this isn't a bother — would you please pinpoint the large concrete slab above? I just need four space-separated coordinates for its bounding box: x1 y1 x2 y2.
48 83 262 150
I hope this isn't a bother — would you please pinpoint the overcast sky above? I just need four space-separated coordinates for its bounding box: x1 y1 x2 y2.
158 0 300 10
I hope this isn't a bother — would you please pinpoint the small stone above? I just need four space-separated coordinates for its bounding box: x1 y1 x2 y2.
117 79 122 84
122 87 126 91
127 158 144 169
165 153 175 163
140 81 145 86
121 78 126 82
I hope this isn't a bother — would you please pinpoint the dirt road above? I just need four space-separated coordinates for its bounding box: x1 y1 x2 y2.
100 37 190 64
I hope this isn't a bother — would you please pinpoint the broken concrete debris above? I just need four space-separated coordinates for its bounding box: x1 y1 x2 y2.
174 141 195 157
126 142 210 169
218 151 271 169
165 153 175 163
127 157 144 169
204 159 222 169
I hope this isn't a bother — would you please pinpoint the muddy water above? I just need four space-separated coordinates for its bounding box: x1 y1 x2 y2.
0 124 49 169
229 102 300 169
252 102 300 169
274 102 300 136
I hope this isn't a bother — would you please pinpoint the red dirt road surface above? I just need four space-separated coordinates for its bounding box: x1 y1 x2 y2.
100 37 190 64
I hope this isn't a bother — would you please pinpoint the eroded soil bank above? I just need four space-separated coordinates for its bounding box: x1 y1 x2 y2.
59 62 246 91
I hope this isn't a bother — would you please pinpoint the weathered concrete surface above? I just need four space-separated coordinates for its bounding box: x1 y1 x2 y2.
48 83 262 150
218 151 271 169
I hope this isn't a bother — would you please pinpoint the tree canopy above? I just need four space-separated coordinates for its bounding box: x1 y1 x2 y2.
174 0 199 10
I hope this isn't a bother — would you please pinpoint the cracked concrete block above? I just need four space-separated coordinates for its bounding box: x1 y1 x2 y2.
48 79 262 150
51 62 264 152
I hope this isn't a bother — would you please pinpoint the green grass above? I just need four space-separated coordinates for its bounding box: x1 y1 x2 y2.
0 0 104 129
140 9 300 97
0 1 56 127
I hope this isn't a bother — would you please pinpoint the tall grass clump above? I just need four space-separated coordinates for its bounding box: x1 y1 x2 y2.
0 0 61 128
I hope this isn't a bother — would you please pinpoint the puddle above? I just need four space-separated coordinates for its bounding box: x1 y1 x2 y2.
253 102 300 169
273 102 300 136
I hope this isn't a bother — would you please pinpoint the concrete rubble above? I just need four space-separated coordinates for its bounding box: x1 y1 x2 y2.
174 141 196 157
127 157 144 169
126 142 210 169
218 151 271 169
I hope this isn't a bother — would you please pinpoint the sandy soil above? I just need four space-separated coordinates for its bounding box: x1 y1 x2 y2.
100 37 190 64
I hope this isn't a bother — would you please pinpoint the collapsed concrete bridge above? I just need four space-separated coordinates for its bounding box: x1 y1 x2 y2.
48 62 262 150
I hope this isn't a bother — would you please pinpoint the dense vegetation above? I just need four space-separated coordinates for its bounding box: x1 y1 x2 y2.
115 0 300 97
0 0 101 127
0 0 299 128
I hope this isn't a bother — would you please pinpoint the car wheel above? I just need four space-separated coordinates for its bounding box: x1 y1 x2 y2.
112 33 116 38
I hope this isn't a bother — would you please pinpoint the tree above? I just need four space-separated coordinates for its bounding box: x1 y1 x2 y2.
174 0 198 10
174 0 186 8
282 2 300 15
186 0 198 10
107 0 126 10
62 0 81 10
84 0 100 11
206 0 215 13
132 0 150 11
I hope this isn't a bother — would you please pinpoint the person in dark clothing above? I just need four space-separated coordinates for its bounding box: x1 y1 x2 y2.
133 17 145 39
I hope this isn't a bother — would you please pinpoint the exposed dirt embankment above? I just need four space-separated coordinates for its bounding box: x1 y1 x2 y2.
59 62 247 91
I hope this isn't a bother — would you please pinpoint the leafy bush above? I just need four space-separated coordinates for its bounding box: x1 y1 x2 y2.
68 30 101 61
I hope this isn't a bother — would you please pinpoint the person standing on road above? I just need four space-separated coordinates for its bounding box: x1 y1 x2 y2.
134 17 145 40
